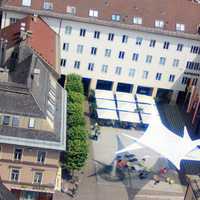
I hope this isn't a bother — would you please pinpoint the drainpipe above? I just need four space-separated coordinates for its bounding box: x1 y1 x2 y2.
192 98 200 124
0 38 4 66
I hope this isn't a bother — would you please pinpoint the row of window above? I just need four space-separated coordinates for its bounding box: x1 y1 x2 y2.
60 55 180 68
13 148 46 164
0 115 35 128
64 27 186 52
21 1 186 32
186 61 200 70
11 168 43 184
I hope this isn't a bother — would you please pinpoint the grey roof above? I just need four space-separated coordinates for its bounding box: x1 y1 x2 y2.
0 181 17 200
0 86 44 118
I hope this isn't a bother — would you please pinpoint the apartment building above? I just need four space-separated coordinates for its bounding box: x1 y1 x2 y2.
1 0 200 102
0 15 66 200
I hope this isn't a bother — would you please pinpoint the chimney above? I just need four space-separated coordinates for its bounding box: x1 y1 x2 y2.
20 22 27 41
33 14 38 22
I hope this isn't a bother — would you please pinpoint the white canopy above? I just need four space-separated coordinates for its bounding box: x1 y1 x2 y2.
115 92 135 102
95 90 114 100
97 109 118 120
119 111 140 123
136 94 155 105
140 113 151 124
96 98 116 110
117 110 200 169
117 101 137 112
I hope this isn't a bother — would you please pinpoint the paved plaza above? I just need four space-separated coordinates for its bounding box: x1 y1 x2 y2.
54 103 199 200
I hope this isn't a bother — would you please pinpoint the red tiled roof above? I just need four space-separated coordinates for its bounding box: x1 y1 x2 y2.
3 0 200 34
0 15 58 72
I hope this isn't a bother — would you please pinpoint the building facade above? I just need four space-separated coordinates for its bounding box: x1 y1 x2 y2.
1 0 200 101
0 15 66 200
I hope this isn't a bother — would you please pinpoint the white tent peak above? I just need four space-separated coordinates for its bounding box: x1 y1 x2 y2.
116 104 200 170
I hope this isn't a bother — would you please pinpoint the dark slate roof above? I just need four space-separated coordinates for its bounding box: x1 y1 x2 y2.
0 181 17 200
0 86 44 118
0 126 59 142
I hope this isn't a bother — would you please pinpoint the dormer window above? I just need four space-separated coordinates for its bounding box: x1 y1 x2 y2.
133 17 142 25
155 20 164 28
112 14 120 22
89 9 98 17
43 1 53 10
66 6 76 15
176 23 185 32
22 0 31 7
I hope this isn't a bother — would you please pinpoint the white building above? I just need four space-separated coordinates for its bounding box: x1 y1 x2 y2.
1 0 200 102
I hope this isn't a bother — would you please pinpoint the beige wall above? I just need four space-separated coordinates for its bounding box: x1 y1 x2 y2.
0 144 60 192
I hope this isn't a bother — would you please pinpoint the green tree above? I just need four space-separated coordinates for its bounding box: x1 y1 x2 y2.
68 126 88 140
68 91 84 105
65 74 84 94
67 113 85 127
67 102 83 117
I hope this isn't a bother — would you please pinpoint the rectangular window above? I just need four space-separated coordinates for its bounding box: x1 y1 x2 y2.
177 43 183 51
11 169 19 182
74 61 80 69
192 78 198 86
101 64 108 73
115 66 122 75
43 1 53 10
108 33 114 41
172 59 179 67
66 6 76 15
118 51 125 59
105 49 111 57
29 118 35 128
176 23 185 32
3 116 10 126
122 35 128 43
80 29 86 37
132 53 139 61
65 26 72 35
89 9 98 17
159 57 166 65
128 68 136 77
145 55 152 63
60 59 66 67
9 18 18 24
155 73 162 81
62 43 69 51
34 172 43 184
136 37 143 45
182 77 188 85
155 20 164 28
12 116 20 127
14 148 22 160
112 14 120 21
142 71 149 79
149 40 156 47
37 151 46 163
94 31 100 39
22 0 31 6
133 17 142 25
169 74 175 82
163 41 170 49
190 46 200 54
88 63 94 71
76 44 83 54
91 47 97 55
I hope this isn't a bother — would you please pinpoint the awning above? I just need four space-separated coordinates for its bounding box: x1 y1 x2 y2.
96 98 116 109
116 92 135 102
119 111 140 123
117 101 137 112
97 109 118 120
136 94 155 105
141 113 152 124
95 89 114 100
137 103 153 114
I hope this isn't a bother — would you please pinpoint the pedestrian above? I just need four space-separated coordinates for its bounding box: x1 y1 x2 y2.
153 175 160 185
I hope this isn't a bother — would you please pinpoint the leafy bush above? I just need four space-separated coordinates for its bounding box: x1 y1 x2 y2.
68 91 84 105
65 74 84 94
